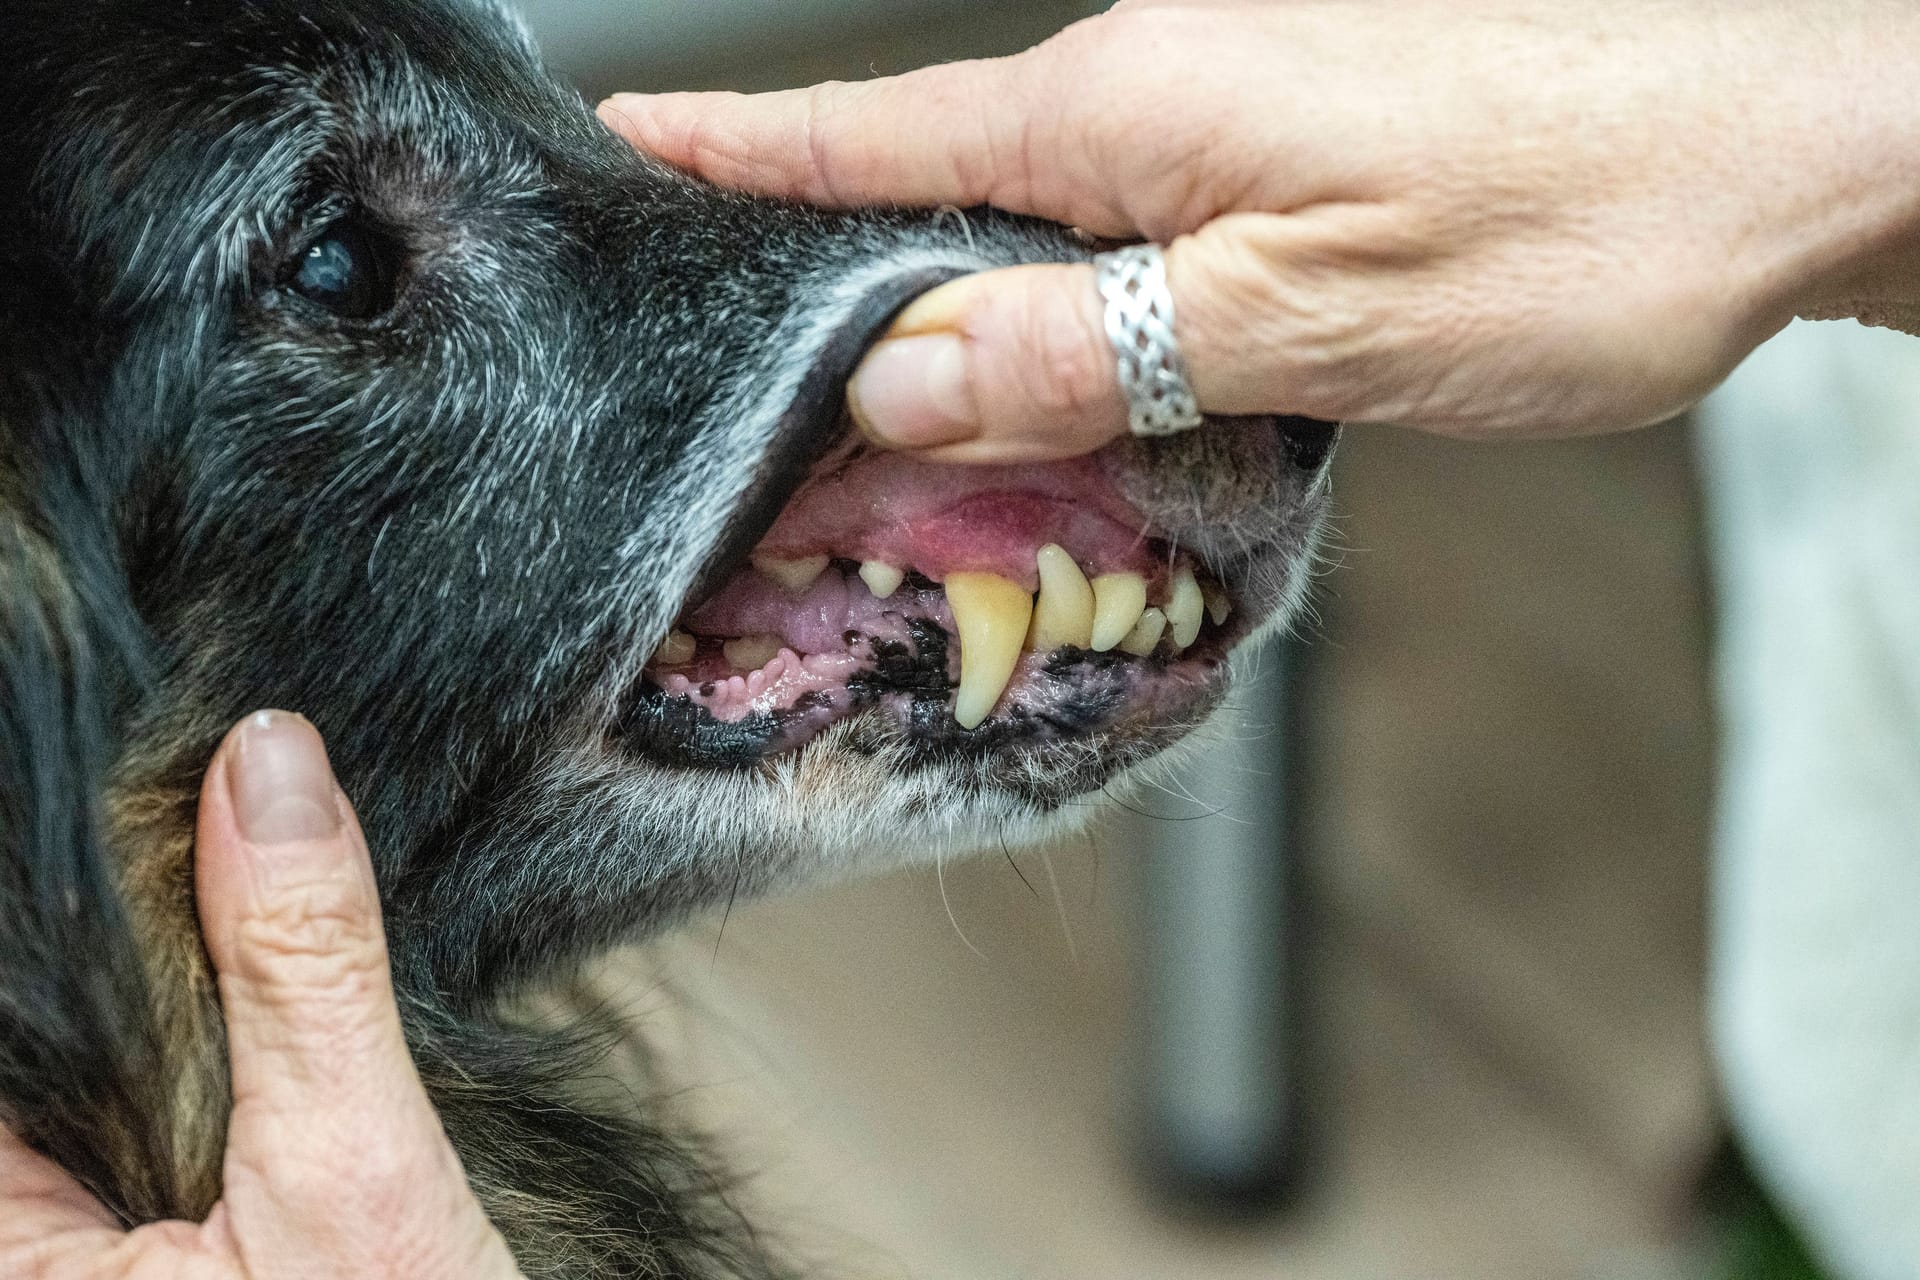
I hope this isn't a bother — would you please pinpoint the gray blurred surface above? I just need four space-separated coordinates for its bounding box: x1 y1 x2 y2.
520 0 1099 94
1121 644 1299 1209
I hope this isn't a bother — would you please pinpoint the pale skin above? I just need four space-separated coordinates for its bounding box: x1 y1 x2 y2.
602 0 1920 462
9 3 1920 1267
0 713 523 1280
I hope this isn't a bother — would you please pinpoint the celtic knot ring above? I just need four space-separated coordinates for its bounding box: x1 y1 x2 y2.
1093 244 1204 438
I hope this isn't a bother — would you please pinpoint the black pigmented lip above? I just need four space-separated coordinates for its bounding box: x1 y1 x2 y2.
613 631 1234 770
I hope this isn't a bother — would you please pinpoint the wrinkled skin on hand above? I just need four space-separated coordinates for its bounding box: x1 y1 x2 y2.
0 715 524 1280
606 0 1920 456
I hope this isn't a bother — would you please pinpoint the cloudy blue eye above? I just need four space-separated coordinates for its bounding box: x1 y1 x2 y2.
288 221 394 319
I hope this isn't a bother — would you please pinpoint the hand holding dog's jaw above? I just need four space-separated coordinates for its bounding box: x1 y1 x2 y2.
605 0 1920 454
0 713 523 1280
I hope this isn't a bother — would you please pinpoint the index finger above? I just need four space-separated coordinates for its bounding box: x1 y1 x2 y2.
597 53 1139 237
0 1124 123 1269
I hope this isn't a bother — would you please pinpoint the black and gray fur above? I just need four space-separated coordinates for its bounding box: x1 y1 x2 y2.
0 1 1334 1274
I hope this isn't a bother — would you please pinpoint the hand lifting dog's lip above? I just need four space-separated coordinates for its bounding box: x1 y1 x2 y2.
600 253 1340 790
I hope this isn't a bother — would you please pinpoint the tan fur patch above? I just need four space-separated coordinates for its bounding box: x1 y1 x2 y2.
109 768 228 1218
2 498 224 1217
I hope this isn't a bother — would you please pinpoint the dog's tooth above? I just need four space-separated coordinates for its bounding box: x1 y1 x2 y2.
1117 607 1168 657
1089 573 1149 652
858 560 905 599
1026 543 1095 652
946 572 1033 730
652 630 697 666
1201 579 1233 626
1166 564 1204 650
722 634 783 670
752 553 830 595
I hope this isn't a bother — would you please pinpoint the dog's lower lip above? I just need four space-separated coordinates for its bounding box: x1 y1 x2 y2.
612 630 1236 771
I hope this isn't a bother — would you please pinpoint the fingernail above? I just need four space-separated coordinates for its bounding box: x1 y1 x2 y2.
228 711 341 845
847 335 981 449
883 278 974 338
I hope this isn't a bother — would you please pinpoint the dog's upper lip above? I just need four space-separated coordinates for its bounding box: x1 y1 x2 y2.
684 266 973 608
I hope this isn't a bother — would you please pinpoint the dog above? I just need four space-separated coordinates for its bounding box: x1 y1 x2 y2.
0 0 1336 1273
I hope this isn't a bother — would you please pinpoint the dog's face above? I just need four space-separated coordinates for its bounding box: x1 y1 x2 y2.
4 0 1333 1001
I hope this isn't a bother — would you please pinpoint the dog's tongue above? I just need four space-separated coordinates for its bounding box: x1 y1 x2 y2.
747 450 1159 590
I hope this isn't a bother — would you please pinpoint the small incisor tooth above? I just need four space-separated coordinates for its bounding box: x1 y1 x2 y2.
652 630 696 666
946 572 1032 730
722 634 783 670
1117 607 1167 657
1201 579 1233 626
858 560 905 598
1026 543 1094 652
1089 572 1148 652
752 553 829 595
1166 564 1205 650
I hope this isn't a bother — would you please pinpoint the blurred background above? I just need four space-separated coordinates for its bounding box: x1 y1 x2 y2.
520 3 1849 1277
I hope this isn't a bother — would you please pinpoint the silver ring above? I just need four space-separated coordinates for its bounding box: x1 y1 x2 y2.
1094 244 1204 437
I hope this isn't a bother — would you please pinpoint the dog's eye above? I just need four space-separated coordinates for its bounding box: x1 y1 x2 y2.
287 222 395 320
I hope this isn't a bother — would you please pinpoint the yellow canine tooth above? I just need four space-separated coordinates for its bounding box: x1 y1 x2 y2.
1026 543 1095 652
1166 564 1204 650
1089 572 1148 652
751 553 829 595
945 572 1032 730
858 560 905 598
1201 579 1233 626
1117 607 1167 657
722 634 782 670
651 630 696 666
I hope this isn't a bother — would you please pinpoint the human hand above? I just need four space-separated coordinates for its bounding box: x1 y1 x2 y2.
0 712 523 1280
602 0 1920 459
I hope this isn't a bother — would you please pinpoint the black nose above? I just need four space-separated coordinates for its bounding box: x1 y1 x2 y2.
1277 416 1339 472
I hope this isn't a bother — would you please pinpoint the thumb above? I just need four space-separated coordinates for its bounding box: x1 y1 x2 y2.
197 713 507 1273
197 712 418 1134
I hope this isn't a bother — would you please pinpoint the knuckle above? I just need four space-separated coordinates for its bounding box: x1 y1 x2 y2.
799 80 862 201
230 878 388 998
974 99 1039 212
241 874 382 960
1033 11 1106 69
1009 280 1116 423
